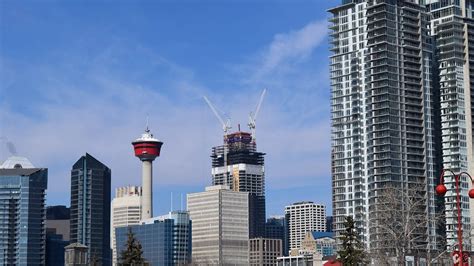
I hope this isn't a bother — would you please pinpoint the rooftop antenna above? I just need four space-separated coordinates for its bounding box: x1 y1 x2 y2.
170 192 173 212
145 114 150 133
203 96 231 186
180 193 183 211
248 89 266 144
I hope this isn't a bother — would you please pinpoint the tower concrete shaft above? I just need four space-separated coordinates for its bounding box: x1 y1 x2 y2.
141 160 153 219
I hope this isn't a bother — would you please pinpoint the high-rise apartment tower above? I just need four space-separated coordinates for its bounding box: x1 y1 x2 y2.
426 0 474 249
285 201 326 251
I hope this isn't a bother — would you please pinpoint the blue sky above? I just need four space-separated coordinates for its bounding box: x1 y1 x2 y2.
0 0 338 217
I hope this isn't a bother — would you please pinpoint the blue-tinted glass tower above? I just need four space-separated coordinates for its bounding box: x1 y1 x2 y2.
116 219 173 266
115 211 192 266
70 153 111 265
0 167 48 265
265 216 288 256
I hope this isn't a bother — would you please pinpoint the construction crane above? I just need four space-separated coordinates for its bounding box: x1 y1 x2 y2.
248 89 266 143
203 95 231 186
203 96 232 134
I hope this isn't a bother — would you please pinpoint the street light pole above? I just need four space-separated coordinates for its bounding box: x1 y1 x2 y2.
435 169 474 266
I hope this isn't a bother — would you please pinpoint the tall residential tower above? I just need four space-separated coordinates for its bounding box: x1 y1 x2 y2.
426 0 474 249
329 0 440 252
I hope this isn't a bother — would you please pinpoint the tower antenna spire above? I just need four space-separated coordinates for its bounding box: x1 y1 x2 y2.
145 114 150 133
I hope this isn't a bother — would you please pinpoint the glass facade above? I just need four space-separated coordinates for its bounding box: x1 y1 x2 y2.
115 219 174 266
70 153 111 265
46 233 68 266
0 168 48 265
265 217 288 256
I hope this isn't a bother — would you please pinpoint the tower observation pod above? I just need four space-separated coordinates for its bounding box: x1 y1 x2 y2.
132 127 163 219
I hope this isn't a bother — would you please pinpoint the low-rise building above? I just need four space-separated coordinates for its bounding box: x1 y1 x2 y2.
301 232 336 257
115 211 191 266
249 238 282 266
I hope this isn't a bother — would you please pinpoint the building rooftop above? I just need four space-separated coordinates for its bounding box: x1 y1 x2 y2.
0 156 35 169
311 232 334 240
0 168 44 176
205 185 230 191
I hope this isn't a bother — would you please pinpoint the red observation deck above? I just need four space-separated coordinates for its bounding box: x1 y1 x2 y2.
132 128 163 161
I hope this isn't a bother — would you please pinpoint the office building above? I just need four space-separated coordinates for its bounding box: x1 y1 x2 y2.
116 219 172 265
325 216 333 232
329 0 440 251
155 211 192 265
46 205 70 241
265 216 289 256
211 131 266 238
276 253 323 266
70 153 111 265
46 205 70 266
249 238 282 266
115 211 191 266
425 0 474 248
285 202 326 250
0 157 48 265
111 186 142 265
46 234 69 266
187 185 249 265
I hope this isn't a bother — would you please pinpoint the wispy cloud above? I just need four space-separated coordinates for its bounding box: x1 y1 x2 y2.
250 19 328 81
0 18 332 210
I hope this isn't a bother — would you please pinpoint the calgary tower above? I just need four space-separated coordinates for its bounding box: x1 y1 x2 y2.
132 125 163 219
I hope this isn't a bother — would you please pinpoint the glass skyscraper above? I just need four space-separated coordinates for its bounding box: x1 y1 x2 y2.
0 159 48 265
70 153 111 265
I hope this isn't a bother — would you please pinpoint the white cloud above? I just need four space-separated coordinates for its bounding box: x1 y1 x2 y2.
254 20 328 79
0 19 331 206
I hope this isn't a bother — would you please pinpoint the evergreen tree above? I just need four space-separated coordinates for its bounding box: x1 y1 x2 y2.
119 228 146 266
337 216 366 265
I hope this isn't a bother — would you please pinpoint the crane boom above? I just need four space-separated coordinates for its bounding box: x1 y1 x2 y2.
203 96 231 133
253 88 266 122
248 89 267 143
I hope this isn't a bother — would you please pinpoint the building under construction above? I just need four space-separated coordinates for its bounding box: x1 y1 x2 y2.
211 131 266 238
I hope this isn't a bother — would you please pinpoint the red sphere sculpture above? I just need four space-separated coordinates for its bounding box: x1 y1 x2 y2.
436 184 447 196
469 189 474 199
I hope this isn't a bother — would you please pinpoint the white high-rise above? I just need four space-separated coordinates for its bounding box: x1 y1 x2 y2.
285 201 326 251
425 0 474 249
329 0 440 252
111 186 142 265
187 185 249 265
